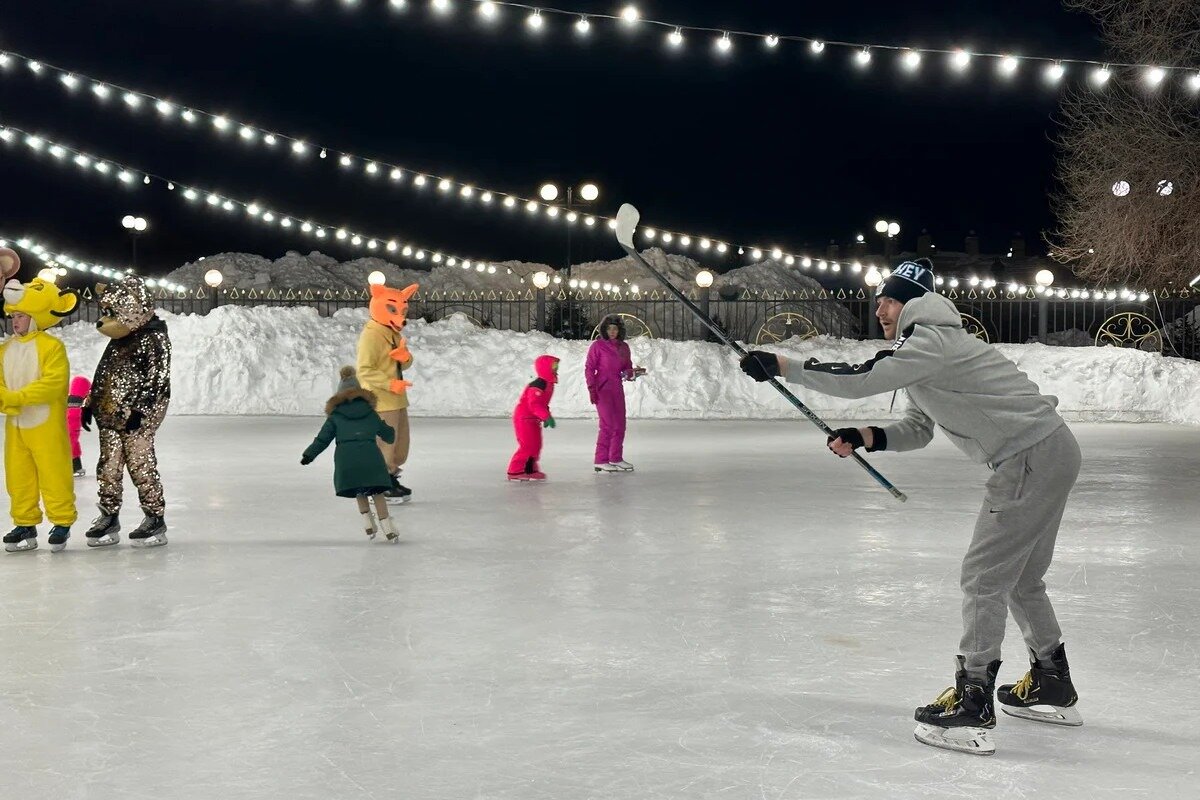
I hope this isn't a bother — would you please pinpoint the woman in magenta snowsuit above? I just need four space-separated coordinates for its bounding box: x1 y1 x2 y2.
586 315 639 472
507 355 559 481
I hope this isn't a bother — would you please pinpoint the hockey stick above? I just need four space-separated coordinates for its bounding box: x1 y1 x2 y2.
614 203 907 502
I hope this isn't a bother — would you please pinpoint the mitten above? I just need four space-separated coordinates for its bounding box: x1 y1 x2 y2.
389 342 411 363
543 417 556 429
81 405 93 431
300 455 313 465
739 351 780 382
389 379 413 394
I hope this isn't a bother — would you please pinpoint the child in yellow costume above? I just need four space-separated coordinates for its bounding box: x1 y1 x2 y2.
0 256 80 553
356 283 418 504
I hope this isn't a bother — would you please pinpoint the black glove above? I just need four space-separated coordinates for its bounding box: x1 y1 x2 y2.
81 405 93 432
826 426 886 456
125 410 144 433
739 351 780 382
300 455 313 466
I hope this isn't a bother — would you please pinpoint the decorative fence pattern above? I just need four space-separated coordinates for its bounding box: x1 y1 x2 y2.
57 284 1200 360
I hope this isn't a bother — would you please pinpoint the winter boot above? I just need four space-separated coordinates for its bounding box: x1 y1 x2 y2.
85 511 121 547
3 526 38 553
997 643 1082 726
913 656 1001 756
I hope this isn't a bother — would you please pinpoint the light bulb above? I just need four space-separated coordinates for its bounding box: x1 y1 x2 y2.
952 50 971 70
856 48 871 66
668 29 683 48
576 16 590 35
1046 62 1065 81
810 40 825 54
999 55 1019 75
765 35 779 49
621 5 639 23
903 50 921 70
526 10 543 30
716 33 732 54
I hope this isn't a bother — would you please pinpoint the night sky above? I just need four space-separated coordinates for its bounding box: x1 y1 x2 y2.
0 1 1104 278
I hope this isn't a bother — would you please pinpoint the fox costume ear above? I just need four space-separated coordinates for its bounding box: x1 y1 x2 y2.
397 283 419 301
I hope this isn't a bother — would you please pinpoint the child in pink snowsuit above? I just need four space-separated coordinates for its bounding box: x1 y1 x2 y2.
586 315 642 472
507 355 559 481
67 375 91 477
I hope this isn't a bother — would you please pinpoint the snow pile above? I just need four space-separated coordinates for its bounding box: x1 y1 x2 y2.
164 249 830 296
52 305 1200 424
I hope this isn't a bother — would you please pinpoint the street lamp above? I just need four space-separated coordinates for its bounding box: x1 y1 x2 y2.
695 270 714 334
532 270 551 331
367 270 386 286
541 181 601 338
121 215 148 269
864 267 884 339
1035 270 1054 341
204 268 223 312
874 219 900 260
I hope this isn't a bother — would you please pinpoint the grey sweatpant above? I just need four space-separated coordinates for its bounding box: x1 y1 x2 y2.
960 425 1081 673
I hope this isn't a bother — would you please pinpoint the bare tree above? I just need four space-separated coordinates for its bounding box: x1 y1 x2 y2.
1049 1 1200 287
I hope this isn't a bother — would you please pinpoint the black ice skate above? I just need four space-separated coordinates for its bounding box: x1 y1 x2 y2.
913 656 1001 756
4 526 38 553
72 457 86 477
385 472 412 505
997 643 1082 726
129 514 168 548
48 525 71 553
85 512 121 547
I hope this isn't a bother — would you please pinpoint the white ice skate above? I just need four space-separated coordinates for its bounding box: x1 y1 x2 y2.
361 509 378 540
594 462 622 473
610 461 635 471
379 516 399 544
913 722 996 756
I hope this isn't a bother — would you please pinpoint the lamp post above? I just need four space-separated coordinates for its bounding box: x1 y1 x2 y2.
532 270 551 331
540 181 599 337
204 268 223 313
874 219 900 261
695 269 714 338
121 215 148 269
864 267 883 339
1035 269 1054 341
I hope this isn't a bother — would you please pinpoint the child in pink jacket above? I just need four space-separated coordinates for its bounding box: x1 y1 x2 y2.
507 355 559 481
67 375 91 477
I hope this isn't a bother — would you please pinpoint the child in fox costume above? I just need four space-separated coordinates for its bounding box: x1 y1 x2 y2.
507 355 559 481
356 283 418 503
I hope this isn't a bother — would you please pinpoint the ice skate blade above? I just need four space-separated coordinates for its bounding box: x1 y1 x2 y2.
50 542 68 553
130 533 167 548
914 723 995 756
1002 704 1083 727
87 533 120 548
386 533 399 543
386 496 411 505
4 540 37 553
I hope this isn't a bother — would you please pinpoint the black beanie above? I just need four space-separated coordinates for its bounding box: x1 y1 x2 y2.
877 258 936 303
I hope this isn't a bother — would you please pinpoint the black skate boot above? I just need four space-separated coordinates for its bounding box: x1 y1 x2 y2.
85 511 121 548
3 526 38 553
385 471 412 505
129 513 168 548
48 525 71 553
72 457 86 477
913 656 1001 756
997 643 1082 726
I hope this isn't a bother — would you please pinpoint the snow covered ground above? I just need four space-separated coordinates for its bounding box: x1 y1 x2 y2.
54 306 1200 424
0 418 1196 799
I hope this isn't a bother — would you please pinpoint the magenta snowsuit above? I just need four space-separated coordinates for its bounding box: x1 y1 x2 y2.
67 375 91 460
585 336 633 464
507 355 559 476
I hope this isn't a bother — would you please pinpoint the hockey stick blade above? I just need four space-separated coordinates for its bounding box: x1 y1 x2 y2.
613 203 907 503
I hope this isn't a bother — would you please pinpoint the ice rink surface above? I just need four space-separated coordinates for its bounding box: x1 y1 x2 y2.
2 418 1196 799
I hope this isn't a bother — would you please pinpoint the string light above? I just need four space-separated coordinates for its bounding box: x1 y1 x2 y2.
0 231 185 290
0 119 492 273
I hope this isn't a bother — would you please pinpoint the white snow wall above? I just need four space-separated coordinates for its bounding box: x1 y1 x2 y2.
52 305 1200 424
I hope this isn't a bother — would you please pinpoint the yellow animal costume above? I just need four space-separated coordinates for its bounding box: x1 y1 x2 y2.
1 274 80 549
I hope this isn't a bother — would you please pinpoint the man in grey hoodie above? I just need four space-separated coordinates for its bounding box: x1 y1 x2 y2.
739 258 1083 753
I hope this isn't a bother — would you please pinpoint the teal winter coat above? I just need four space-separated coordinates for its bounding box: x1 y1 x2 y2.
302 388 396 498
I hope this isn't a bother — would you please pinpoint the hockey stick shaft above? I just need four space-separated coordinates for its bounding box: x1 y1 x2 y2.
614 206 907 502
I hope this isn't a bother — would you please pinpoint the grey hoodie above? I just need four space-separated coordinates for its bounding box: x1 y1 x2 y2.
781 292 1064 465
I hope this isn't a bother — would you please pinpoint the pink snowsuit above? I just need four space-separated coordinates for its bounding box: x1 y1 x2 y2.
67 375 92 461
585 336 634 465
507 355 559 476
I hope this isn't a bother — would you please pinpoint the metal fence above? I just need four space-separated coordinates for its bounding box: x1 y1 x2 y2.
58 284 1200 360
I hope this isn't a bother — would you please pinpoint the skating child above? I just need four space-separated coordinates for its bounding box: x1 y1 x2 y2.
507 355 559 481
301 366 400 542
67 375 91 477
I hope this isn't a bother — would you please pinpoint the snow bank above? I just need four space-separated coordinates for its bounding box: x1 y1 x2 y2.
53 306 1200 424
